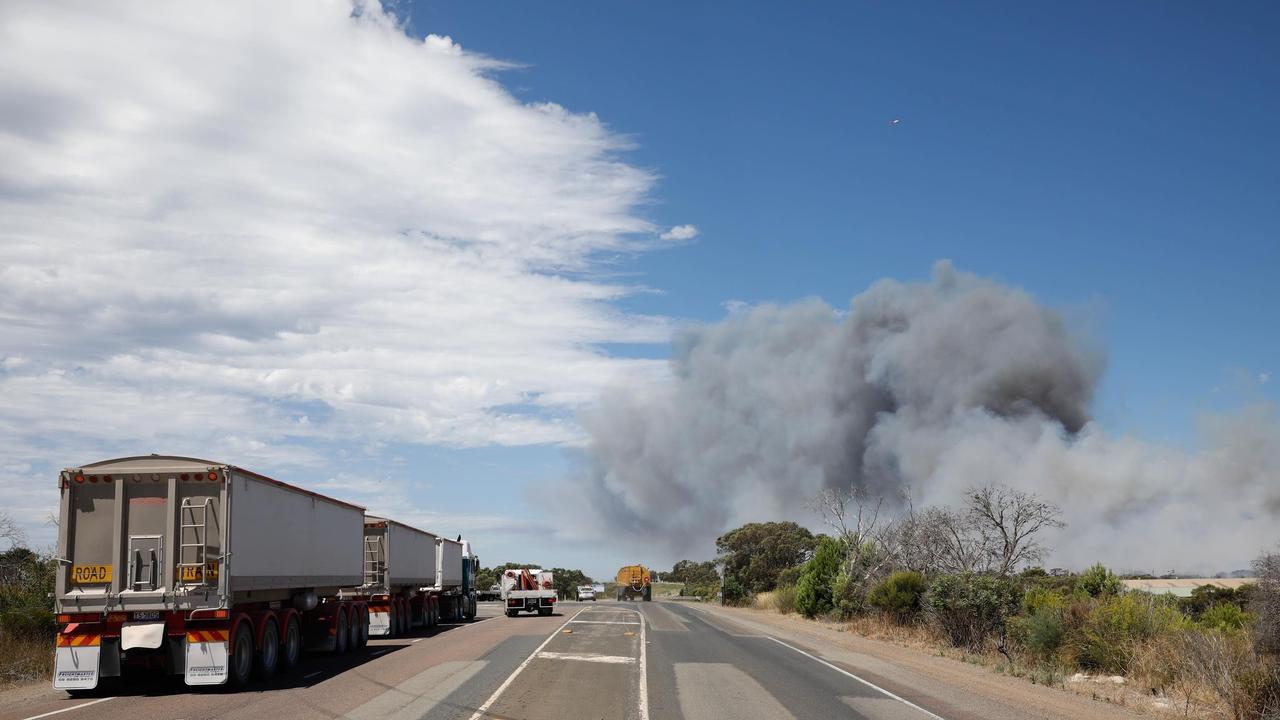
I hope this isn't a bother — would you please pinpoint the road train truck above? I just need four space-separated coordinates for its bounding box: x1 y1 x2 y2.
52 455 370 691
434 535 479 622
345 515 439 636
615 565 652 601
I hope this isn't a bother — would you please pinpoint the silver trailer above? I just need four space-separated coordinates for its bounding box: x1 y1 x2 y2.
434 537 479 622
53 455 368 691
352 515 438 636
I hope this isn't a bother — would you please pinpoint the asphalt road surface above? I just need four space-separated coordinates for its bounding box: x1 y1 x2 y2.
3 601 964 720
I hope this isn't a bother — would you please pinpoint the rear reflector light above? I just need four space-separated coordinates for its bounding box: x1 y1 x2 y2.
58 613 98 624
74 474 85 483
207 471 218 481
88 475 98 483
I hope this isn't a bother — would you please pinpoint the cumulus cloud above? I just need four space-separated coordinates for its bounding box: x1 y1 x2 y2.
0 1 671 532
571 262 1280 572
660 224 699 241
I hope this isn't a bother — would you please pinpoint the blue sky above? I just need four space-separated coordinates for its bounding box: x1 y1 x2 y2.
1 1 1276 579
409 0 1278 447
401 0 1279 573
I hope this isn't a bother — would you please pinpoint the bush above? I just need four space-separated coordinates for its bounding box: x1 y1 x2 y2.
1077 563 1124 598
0 547 56 641
1180 627 1280 720
1070 593 1184 673
1013 605 1067 661
795 537 842 618
772 584 798 614
721 573 749 606
868 571 927 623
1199 602 1254 634
925 573 1021 651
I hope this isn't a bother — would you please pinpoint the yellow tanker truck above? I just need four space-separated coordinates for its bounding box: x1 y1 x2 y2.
615 564 652 601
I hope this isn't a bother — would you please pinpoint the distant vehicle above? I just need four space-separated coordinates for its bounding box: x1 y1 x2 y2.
615 565 652 601
499 568 557 616
577 585 596 601
476 584 501 602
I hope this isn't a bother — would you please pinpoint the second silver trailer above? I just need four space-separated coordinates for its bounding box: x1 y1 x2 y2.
350 515 438 636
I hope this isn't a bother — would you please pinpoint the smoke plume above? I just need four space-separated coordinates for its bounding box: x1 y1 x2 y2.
575 262 1279 572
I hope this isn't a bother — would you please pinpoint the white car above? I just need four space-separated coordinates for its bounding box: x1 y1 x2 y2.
577 585 597 601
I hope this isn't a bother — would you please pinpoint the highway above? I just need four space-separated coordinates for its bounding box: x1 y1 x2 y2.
0 601 1134 720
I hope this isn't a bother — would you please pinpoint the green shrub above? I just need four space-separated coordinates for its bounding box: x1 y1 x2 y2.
868 571 927 622
831 570 866 618
721 573 749 606
1077 563 1123 598
795 537 842 618
0 547 56 641
925 573 1021 651
1198 602 1253 633
775 566 802 588
1021 585 1068 616
1069 593 1184 672
1017 606 1066 660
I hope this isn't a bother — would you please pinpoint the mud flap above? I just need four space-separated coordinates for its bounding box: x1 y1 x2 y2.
53 645 100 690
368 610 390 636
184 638 229 686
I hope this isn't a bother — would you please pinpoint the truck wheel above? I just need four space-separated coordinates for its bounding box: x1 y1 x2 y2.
643 586 652 602
335 610 349 654
281 616 302 670
505 609 517 618
389 606 399 637
256 618 279 680
537 607 551 616
348 608 361 651
358 608 369 648
229 622 255 687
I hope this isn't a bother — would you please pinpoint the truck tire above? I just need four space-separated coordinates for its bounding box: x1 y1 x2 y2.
465 597 476 621
537 607 552 616
335 610 349 654
643 586 652 602
505 609 518 618
357 608 369 648
390 605 400 637
229 622 255 688
255 618 280 680
281 616 302 671
348 608 361 651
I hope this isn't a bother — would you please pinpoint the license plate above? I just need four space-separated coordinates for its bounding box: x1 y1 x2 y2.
70 564 112 584
133 610 161 621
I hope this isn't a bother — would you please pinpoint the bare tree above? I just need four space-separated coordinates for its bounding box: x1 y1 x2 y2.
1254 550 1280 655
809 487 897 586
0 510 26 549
964 484 1064 577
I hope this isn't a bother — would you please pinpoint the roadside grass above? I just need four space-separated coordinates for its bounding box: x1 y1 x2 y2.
738 601 1235 719
0 634 51 688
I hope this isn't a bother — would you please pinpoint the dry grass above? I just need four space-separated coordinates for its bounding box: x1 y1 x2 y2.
0 634 51 689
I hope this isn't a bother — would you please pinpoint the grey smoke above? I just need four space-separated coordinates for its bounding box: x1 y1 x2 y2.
574 262 1280 571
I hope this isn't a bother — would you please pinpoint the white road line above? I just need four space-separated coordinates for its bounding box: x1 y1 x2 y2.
536 651 636 664
466 607 587 720
568 619 641 625
638 606 650 720
765 636 945 720
371 648 390 656
18 697 114 720
304 671 324 679
412 638 423 643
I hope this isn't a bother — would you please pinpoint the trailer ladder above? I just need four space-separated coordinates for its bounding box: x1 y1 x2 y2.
177 497 215 587
363 535 386 588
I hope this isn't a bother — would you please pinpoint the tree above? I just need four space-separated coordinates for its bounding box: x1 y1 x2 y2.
795 536 843 617
1077 562 1124 597
667 559 719 586
964 484 1064 577
1253 550 1280 654
0 512 25 550
810 487 900 612
715 521 817 593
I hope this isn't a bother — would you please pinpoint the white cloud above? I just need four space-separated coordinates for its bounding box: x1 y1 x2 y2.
1262 372 1272 385
0 1 673 535
660 224 699 241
